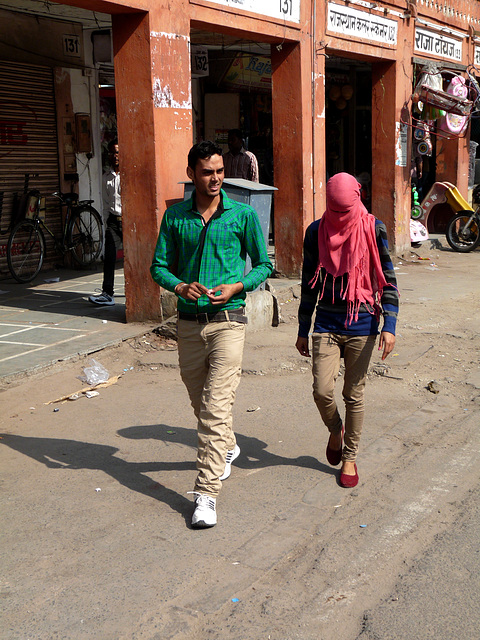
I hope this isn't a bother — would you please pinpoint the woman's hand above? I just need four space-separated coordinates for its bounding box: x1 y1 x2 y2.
379 331 395 360
296 336 311 358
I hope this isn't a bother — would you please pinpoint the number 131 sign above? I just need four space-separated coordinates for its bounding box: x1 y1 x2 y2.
199 0 300 23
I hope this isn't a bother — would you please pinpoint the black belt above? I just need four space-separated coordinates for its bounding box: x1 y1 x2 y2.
178 308 247 324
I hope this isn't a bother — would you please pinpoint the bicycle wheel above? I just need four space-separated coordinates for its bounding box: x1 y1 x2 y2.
67 206 103 266
446 211 480 252
411 205 423 220
7 219 45 283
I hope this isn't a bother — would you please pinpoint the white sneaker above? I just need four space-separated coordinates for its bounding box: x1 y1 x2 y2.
219 444 241 481
89 291 114 306
191 493 217 529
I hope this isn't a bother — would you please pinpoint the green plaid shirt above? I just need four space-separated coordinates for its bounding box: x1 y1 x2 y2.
150 190 273 313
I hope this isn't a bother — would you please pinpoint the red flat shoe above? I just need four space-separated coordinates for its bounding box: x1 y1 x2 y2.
326 425 344 466
340 463 358 488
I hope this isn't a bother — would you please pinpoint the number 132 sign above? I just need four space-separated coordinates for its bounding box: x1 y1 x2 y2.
199 0 300 23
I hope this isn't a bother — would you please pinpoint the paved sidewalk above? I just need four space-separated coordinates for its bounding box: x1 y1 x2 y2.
0 263 299 385
0 265 150 384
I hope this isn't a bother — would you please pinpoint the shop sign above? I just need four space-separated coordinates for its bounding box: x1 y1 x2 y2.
196 0 300 24
327 3 397 46
475 46 480 66
414 28 462 62
215 129 229 145
0 119 28 146
222 53 272 91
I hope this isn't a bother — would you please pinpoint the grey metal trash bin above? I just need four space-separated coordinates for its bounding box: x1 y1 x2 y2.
183 178 277 286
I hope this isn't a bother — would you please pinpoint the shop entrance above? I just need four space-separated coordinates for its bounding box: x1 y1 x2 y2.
190 30 275 246
325 56 372 208
190 35 273 185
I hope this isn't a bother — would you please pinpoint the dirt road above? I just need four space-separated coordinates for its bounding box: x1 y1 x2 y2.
1 242 480 639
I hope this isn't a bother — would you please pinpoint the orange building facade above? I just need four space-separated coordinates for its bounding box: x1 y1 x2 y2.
2 0 480 321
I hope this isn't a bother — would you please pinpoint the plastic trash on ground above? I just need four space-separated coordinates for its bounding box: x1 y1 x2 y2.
82 359 109 386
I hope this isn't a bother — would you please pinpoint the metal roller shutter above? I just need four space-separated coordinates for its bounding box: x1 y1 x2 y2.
0 60 60 276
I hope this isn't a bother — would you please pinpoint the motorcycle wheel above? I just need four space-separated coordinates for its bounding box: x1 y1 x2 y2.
446 211 480 253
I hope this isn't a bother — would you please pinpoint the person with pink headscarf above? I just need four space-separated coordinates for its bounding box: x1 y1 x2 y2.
295 172 399 488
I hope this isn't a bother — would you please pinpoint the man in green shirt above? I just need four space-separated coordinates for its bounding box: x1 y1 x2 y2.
151 141 273 528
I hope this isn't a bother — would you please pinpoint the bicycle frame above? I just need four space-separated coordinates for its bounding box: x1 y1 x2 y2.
41 191 86 253
25 191 99 256
22 194 65 255
50 194 74 253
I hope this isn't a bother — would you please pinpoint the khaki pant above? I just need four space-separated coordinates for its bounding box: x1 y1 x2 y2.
177 319 246 497
311 333 376 461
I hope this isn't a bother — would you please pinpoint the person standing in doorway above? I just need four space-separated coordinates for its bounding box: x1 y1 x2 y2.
295 172 398 489
89 140 122 306
151 140 272 528
223 129 259 182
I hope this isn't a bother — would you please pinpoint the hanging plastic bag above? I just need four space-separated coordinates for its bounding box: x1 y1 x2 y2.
413 63 446 120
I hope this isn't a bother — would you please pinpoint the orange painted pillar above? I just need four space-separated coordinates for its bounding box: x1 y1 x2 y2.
372 59 411 254
312 1 327 221
312 49 326 223
112 9 192 322
271 40 313 277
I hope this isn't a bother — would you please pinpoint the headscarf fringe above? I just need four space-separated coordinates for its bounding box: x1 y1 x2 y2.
309 265 321 289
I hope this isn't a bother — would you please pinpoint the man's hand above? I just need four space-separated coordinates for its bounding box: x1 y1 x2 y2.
206 282 244 305
175 281 209 300
295 336 311 358
379 331 395 360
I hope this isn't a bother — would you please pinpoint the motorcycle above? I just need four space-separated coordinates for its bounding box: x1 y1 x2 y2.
410 180 480 252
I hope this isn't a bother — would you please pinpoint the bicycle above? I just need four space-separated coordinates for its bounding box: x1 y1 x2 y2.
7 180 103 283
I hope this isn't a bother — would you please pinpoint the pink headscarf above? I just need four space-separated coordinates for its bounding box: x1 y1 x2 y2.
310 172 388 326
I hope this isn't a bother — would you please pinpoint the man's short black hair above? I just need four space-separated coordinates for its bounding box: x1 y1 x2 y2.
228 129 243 140
107 139 118 152
188 140 223 170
